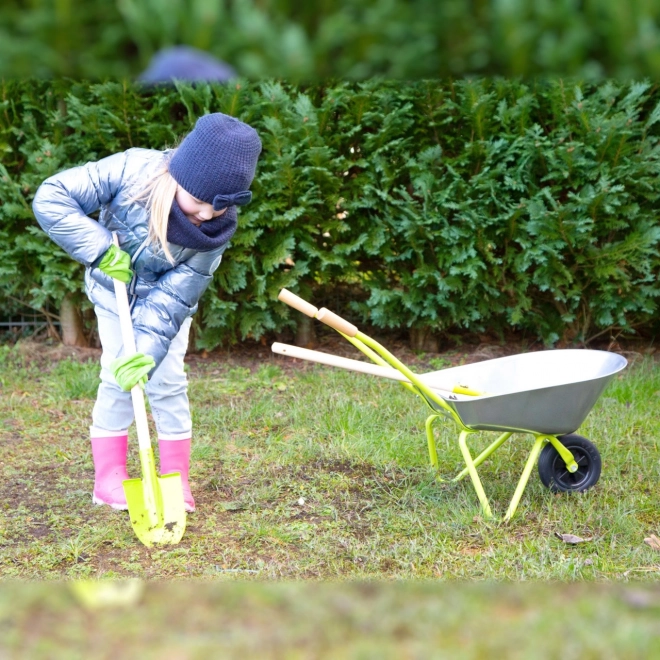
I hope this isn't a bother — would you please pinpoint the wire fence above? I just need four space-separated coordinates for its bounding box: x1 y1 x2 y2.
0 312 60 338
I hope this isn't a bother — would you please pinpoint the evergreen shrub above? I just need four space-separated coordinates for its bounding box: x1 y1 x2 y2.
1 79 659 348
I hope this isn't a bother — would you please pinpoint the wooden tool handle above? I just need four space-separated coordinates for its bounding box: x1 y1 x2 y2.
112 234 137 355
277 289 359 338
271 342 408 382
111 233 151 452
316 308 358 338
271 342 481 396
278 289 318 317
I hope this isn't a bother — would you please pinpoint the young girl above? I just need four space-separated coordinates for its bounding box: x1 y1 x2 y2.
32 112 262 513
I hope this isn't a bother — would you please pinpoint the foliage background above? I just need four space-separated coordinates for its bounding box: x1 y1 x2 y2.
1 78 660 348
3 1 660 81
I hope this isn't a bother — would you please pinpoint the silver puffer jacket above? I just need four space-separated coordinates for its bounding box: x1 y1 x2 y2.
32 148 228 370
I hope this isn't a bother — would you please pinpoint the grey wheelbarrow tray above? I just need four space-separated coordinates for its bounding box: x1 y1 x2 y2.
276 289 628 521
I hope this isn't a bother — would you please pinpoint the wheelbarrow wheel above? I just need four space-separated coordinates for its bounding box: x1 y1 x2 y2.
537 434 601 493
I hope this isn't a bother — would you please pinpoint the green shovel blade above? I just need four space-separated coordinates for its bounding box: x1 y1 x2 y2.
123 448 186 548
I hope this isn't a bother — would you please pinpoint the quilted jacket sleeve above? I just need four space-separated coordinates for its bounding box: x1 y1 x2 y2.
31 151 129 267
131 247 226 371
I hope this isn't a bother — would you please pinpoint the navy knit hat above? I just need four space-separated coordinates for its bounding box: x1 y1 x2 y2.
138 46 236 84
169 113 262 211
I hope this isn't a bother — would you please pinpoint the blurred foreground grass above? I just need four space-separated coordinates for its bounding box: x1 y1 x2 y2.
2 580 660 658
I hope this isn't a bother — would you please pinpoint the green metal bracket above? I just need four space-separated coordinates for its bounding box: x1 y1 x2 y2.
545 435 578 473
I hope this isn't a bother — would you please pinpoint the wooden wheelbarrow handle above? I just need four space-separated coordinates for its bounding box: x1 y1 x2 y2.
278 289 358 337
271 343 479 396
276 289 484 397
272 342 408 382
277 289 318 318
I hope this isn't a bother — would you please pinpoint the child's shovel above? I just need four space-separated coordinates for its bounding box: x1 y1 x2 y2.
111 234 186 548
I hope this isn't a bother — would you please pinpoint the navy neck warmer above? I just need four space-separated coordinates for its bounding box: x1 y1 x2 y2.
166 197 238 251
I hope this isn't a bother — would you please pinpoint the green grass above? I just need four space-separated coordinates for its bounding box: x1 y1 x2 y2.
1 342 660 583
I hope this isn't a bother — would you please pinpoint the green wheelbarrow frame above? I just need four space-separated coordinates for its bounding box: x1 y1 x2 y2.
277 289 584 522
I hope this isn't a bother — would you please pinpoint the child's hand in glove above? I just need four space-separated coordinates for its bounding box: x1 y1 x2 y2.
110 353 156 391
98 244 133 283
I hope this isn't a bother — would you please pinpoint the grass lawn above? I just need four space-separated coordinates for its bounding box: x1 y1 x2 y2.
1 337 659 582
2 337 660 656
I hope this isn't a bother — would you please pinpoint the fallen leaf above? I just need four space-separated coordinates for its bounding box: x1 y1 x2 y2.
621 589 660 609
644 534 660 551
555 532 592 544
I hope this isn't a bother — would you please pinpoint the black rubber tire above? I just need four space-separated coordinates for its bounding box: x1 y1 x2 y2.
537 434 601 493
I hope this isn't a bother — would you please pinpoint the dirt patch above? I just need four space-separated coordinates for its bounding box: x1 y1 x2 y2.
0 433 24 445
13 339 101 366
8 333 652 377
187 333 524 375
28 525 52 539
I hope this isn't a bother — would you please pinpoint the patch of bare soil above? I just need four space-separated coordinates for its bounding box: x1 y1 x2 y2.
9 331 653 377
12 339 101 367
153 332 657 377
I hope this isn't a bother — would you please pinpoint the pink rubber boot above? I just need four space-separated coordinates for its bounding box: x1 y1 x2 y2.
90 428 130 510
158 437 195 512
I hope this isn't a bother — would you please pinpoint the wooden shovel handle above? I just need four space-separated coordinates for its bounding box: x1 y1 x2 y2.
112 234 137 355
111 233 151 453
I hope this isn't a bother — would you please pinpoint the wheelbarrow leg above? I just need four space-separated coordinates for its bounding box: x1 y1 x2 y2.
458 430 493 519
453 432 513 481
503 435 546 522
425 414 442 470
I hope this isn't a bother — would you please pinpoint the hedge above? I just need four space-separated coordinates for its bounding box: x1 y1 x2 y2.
1 78 660 348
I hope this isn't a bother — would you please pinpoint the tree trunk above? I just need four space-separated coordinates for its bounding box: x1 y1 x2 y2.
59 293 89 347
295 316 316 348
409 327 439 353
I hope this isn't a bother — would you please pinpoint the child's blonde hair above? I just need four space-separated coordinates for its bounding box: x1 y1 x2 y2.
130 153 178 264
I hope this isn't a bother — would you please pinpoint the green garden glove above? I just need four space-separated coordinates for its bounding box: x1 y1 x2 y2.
110 353 156 391
98 244 133 283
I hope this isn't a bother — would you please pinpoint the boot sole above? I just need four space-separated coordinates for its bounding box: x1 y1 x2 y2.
93 493 192 512
92 494 128 511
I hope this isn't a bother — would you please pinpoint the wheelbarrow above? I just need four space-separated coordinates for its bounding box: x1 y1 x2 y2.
274 289 628 521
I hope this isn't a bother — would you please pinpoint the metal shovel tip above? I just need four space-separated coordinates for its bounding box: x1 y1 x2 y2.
123 473 187 548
